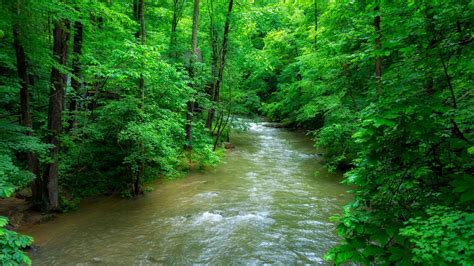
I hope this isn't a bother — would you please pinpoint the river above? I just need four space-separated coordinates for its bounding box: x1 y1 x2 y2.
25 122 349 265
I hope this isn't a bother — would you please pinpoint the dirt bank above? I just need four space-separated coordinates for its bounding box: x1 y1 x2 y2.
0 197 57 231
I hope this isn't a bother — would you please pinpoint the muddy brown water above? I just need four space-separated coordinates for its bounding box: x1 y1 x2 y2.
25 122 349 265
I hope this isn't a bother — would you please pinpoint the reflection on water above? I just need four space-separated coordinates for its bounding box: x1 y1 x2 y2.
26 122 349 265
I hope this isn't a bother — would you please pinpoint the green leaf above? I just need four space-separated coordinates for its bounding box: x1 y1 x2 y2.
388 247 405 261
468 146 474 155
0 216 8 227
460 190 474 203
373 118 396 128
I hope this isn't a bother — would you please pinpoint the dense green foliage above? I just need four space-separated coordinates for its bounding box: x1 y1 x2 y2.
400 206 474 264
0 216 32 265
250 0 473 265
0 0 472 264
0 0 254 261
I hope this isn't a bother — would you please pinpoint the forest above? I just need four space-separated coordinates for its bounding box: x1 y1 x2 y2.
0 0 473 265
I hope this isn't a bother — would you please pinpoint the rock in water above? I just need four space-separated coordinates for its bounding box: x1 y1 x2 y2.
223 142 235 149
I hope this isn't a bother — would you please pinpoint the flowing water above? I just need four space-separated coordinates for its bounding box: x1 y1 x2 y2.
25 122 349 265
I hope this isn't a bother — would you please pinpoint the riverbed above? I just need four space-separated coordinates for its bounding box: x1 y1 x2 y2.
25 122 349 265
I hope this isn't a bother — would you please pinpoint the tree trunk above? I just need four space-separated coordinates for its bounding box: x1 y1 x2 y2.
206 0 234 129
205 26 219 130
132 0 145 196
133 0 140 39
169 0 185 59
45 19 70 211
185 0 200 150
215 0 233 103
343 63 357 109
69 20 83 129
374 4 382 94
139 0 146 45
170 9 178 59
191 0 199 56
139 0 145 103
204 3 219 130
423 3 436 95
12 7 41 203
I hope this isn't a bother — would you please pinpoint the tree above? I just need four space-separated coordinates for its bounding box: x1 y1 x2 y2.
69 15 84 129
169 0 186 59
11 0 41 202
206 0 234 133
45 17 70 211
374 3 382 94
131 0 146 196
185 0 200 151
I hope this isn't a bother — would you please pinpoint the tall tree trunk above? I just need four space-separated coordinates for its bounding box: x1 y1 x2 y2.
69 19 83 129
185 0 200 150
170 5 178 59
206 0 233 130
132 0 145 196
169 0 185 59
205 25 219 130
214 0 233 103
343 63 357 109
45 19 70 211
12 4 41 203
212 86 233 151
374 4 382 94
190 0 199 58
423 3 436 95
139 0 146 46
133 0 140 39
139 0 145 103
205 0 219 130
